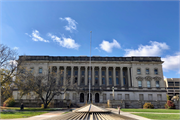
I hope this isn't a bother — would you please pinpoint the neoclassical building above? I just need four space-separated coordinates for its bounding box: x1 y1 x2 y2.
13 56 167 108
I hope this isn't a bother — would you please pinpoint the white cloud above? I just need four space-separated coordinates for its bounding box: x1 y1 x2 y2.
124 41 169 56
25 30 49 43
60 17 78 32
162 52 180 74
48 33 80 49
13 47 18 50
99 39 121 53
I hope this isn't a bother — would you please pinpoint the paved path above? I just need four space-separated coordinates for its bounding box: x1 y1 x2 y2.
107 108 152 120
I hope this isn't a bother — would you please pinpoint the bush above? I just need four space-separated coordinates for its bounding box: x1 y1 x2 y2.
165 100 175 109
3 97 15 107
143 102 154 109
166 95 170 101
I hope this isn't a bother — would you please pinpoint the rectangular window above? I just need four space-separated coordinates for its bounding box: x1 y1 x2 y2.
157 94 162 100
68 71 71 76
116 78 119 85
109 78 112 84
148 94 153 100
147 81 151 88
95 77 98 84
109 71 112 76
117 94 122 100
102 78 105 85
125 94 129 100
156 81 160 87
146 69 149 74
39 68 42 74
116 71 119 76
154 69 158 75
81 71 85 76
123 71 125 76
75 71 78 76
137 69 141 74
95 71 98 76
138 81 142 87
139 94 144 100
102 71 105 76
123 78 126 85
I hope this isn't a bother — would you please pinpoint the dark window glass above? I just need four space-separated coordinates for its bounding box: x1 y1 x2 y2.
102 71 105 76
109 78 112 84
116 78 119 85
75 71 78 76
109 71 112 76
95 71 98 76
154 69 158 75
137 69 141 74
81 71 85 76
102 78 105 85
123 78 126 85
156 81 160 87
116 71 119 76
146 69 149 74
167 87 174 89
68 71 71 76
95 77 98 84
174 87 179 89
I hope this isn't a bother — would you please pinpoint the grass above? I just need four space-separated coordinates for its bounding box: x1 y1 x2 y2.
0 111 48 119
1 107 62 111
121 109 180 113
132 113 180 120
63 111 69 114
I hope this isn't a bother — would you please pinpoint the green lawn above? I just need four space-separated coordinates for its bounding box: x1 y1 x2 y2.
1 107 62 111
132 113 180 120
121 109 180 113
0 111 48 119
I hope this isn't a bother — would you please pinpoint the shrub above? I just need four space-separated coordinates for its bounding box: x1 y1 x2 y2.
166 95 170 101
143 102 154 109
3 97 15 107
165 100 175 109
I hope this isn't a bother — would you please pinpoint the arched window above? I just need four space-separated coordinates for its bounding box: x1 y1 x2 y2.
95 93 99 103
80 93 84 103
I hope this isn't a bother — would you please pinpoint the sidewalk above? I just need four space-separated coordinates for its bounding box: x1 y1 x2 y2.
107 108 152 120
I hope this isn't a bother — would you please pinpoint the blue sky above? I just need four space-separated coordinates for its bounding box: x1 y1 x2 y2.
1 1 179 78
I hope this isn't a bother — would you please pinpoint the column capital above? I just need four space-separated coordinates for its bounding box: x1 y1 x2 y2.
85 66 88 69
120 67 123 69
99 66 102 68
78 66 81 68
106 66 109 68
113 66 116 69
64 66 67 69
71 66 74 68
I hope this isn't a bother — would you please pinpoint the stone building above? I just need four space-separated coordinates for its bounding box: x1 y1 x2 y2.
13 56 167 108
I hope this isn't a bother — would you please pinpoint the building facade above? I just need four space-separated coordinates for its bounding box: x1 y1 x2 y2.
13 56 167 108
164 78 180 98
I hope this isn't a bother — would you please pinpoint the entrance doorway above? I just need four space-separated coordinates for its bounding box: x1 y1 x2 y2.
80 93 84 103
95 93 99 103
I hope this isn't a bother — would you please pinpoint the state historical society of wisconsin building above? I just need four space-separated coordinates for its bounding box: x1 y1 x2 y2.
13 56 167 108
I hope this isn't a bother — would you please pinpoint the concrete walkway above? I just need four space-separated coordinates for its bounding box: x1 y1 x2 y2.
107 108 152 120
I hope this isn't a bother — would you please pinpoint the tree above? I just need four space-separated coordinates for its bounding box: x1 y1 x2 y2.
16 68 76 108
0 44 24 104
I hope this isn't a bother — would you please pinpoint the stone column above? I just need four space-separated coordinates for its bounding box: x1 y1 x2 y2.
92 66 95 86
71 66 74 85
121 67 123 87
106 66 109 86
127 67 131 87
57 66 59 84
99 66 102 86
85 66 88 85
63 66 67 86
113 67 116 86
78 66 81 86
131 67 133 87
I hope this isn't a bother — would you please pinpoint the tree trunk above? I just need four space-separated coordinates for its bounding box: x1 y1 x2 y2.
44 103 48 108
